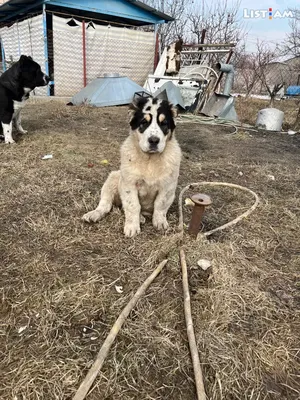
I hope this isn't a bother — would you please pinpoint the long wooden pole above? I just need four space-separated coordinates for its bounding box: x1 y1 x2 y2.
180 249 206 400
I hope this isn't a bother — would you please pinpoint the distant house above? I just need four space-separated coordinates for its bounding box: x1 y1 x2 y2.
233 55 300 96
265 55 300 89
0 0 173 96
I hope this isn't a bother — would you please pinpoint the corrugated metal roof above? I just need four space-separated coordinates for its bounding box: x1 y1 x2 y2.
127 1 174 22
0 0 173 25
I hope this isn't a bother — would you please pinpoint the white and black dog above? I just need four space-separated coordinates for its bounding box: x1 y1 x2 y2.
0 55 50 144
83 97 182 237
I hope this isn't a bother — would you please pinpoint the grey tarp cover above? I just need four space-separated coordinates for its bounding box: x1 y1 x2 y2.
71 75 149 107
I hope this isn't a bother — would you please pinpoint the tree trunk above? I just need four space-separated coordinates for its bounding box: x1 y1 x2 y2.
293 103 300 131
269 96 275 107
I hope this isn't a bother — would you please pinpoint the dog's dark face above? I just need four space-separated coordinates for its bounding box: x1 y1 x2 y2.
129 97 177 154
19 55 50 89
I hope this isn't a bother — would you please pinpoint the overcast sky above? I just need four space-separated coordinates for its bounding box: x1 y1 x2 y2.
237 0 298 51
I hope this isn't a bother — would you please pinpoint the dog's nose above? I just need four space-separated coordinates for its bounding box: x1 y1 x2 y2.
148 136 160 146
44 74 50 84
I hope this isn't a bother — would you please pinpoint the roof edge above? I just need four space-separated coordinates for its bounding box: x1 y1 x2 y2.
0 0 174 24
127 0 174 22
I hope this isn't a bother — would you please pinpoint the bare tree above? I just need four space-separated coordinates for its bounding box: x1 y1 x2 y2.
184 0 246 67
255 41 285 106
234 46 261 97
143 0 245 50
143 0 190 50
186 0 245 45
233 41 287 105
285 8 300 56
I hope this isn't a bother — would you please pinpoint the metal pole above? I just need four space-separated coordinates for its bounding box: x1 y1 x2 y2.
181 49 230 54
16 22 21 57
199 29 206 48
188 194 212 238
183 43 236 48
82 19 87 87
1 39 6 71
42 3 50 96
153 24 159 73
198 29 206 63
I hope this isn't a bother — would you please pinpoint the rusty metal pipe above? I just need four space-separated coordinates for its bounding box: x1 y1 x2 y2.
188 194 212 237
213 49 233 92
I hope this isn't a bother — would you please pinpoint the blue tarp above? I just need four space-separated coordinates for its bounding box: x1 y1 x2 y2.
286 86 300 96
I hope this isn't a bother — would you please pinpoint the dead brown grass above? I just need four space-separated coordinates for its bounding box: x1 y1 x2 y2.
235 97 299 130
0 101 299 399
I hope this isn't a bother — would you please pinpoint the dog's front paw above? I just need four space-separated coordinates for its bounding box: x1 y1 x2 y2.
153 214 169 231
5 138 16 144
124 222 141 237
82 209 103 223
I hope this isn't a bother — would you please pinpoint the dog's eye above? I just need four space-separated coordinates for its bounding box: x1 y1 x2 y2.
140 119 148 126
160 120 168 126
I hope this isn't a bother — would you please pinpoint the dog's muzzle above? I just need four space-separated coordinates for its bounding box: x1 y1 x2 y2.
43 74 50 85
148 136 160 152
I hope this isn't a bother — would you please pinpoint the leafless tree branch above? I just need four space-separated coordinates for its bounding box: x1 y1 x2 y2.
186 0 246 45
143 0 189 50
285 8 300 56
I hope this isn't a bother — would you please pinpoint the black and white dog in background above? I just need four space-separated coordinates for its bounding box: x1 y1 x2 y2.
0 55 50 144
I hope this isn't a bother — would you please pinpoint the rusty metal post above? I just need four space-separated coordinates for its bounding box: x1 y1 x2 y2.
188 194 212 237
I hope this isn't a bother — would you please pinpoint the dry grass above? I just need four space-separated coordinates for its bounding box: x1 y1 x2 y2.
235 97 299 129
0 101 299 399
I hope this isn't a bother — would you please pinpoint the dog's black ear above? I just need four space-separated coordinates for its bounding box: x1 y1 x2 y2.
129 96 150 111
128 101 137 121
19 55 33 65
169 103 177 131
164 102 176 137
128 96 149 121
19 55 28 64
128 101 137 112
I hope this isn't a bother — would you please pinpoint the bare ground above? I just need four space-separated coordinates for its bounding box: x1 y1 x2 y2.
0 101 299 400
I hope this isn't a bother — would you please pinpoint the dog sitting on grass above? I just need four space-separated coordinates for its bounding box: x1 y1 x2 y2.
82 96 182 237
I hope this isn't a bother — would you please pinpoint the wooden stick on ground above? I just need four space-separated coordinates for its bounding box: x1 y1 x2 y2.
179 248 207 400
73 259 169 400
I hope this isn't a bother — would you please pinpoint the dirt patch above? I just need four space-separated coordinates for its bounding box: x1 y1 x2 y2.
0 101 299 399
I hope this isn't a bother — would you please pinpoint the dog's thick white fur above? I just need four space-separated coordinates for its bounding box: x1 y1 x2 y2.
82 97 181 237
